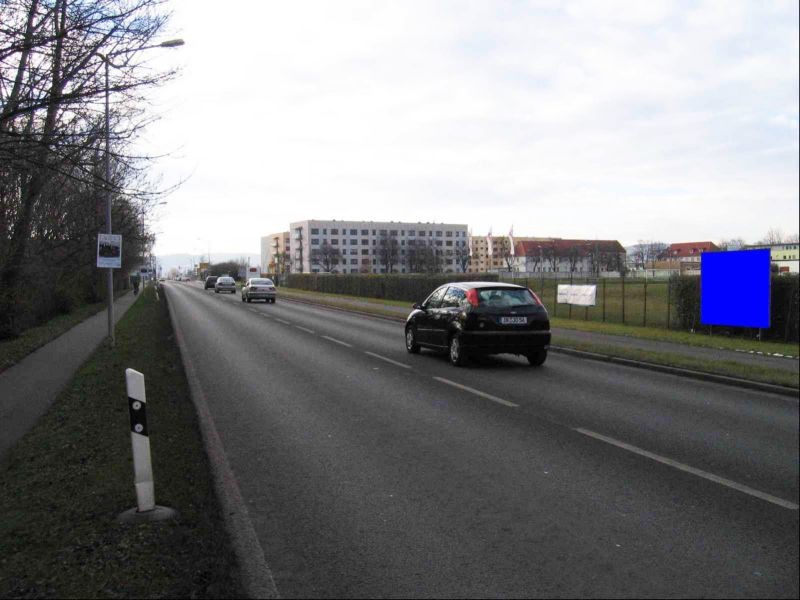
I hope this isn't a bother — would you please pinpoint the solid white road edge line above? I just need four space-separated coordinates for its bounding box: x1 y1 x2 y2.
364 351 411 369
322 335 352 348
295 326 316 334
575 427 799 511
432 377 519 408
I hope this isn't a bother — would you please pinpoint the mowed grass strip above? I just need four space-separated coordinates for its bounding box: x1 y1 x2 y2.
0 291 128 375
0 287 241 599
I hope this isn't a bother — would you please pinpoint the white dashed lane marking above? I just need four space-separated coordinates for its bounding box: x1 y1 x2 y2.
295 326 316 334
322 335 352 348
575 427 799 511
364 351 411 369
275 318 291 325
432 377 519 408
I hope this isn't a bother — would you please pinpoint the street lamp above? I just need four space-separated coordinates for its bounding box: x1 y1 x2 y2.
100 38 184 346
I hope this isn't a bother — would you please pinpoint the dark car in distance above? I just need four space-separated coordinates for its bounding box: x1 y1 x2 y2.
405 282 551 367
204 275 218 290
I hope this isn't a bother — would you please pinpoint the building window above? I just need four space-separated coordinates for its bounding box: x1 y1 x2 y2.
409 231 415 237
446 240 452 246
311 238 319 245
436 231 443 237
361 239 368 245
361 249 368 255
331 239 338 245
446 231 453 237
418 231 426 236
350 249 357 255
310 228 319 234
361 229 368 235
351 259 358 265
350 229 357 235
351 239 358 245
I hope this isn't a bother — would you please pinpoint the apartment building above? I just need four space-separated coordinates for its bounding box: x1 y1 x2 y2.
745 242 800 273
288 220 469 273
514 239 627 274
466 236 547 273
261 231 291 274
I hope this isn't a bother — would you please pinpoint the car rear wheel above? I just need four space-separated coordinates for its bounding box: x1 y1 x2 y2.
526 349 547 366
449 334 467 366
405 326 420 354
247 297 251 303
215 289 219 293
241 294 245 302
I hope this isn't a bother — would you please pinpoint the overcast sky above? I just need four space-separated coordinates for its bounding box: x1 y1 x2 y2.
144 0 799 259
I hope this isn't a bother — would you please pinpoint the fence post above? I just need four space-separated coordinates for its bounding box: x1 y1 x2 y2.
553 273 557 317
666 279 671 330
621 273 626 325
118 368 177 523
643 277 647 327
602 278 606 322
568 271 573 319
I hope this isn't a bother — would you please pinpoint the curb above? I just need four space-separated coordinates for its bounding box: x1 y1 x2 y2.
164 287 280 599
548 346 799 399
279 293 799 399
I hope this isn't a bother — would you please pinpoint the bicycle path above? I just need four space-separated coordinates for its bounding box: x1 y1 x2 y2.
0 292 139 458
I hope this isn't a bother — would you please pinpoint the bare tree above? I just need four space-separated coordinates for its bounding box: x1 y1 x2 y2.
543 240 559 273
0 0 179 337
496 238 515 272
454 242 471 273
786 232 799 243
566 244 582 273
524 243 543 273
311 241 341 273
760 228 784 245
378 231 400 273
717 237 747 251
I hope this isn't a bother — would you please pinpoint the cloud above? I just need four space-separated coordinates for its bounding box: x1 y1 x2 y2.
146 0 799 254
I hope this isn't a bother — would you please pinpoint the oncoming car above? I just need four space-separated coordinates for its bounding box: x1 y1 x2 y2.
241 278 277 303
214 276 236 294
405 282 551 367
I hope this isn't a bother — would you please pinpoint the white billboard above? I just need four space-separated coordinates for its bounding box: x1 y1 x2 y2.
557 284 597 306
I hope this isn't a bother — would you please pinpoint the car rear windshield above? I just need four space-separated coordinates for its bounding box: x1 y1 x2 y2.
218 278 234 283
251 279 273 285
477 288 538 307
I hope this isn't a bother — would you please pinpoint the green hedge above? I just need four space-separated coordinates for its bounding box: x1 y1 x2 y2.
284 273 499 303
671 274 799 342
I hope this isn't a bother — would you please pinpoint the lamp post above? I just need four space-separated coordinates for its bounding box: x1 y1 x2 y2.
100 38 184 346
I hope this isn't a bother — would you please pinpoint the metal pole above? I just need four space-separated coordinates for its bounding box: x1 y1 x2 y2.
602 277 606 322
643 276 648 327
622 273 626 324
666 278 671 330
104 57 115 346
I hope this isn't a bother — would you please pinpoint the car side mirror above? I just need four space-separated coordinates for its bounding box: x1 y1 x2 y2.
413 302 425 311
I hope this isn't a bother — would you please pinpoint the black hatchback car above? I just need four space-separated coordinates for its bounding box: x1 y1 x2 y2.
405 282 551 366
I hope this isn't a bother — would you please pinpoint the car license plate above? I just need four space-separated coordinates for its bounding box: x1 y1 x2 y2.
500 316 527 325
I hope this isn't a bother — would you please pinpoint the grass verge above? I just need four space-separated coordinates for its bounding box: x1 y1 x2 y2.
277 287 799 389
0 286 241 598
0 291 129 375
552 338 799 389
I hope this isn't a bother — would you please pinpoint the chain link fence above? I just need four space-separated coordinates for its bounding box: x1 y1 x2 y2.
501 272 799 342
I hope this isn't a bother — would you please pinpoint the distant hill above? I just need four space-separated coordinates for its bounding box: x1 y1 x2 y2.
157 253 261 274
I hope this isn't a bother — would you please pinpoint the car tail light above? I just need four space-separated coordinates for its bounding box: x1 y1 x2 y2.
528 289 543 305
465 288 479 307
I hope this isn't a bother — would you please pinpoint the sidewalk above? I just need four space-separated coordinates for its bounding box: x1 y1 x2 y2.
276 288 799 374
0 291 139 458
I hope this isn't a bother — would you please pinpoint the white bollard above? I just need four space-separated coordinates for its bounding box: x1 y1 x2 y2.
118 369 176 523
126 368 155 512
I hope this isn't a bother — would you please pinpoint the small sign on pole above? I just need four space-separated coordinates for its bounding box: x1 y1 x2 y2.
97 233 122 269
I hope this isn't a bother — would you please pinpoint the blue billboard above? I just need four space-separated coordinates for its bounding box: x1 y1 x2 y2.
701 249 770 328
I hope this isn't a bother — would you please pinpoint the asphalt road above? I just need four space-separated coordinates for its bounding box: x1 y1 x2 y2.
164 281 798 598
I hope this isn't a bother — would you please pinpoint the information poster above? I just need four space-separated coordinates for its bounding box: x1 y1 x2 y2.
557 284 597 306
97 233 122 268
